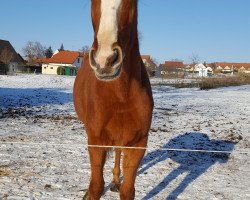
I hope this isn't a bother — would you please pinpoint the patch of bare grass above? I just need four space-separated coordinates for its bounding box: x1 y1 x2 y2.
200 73 250 90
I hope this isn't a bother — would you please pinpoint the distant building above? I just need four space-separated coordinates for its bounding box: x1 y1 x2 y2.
0 39 25 75
194 63 208 77
157 61 184 77
210 62 250 74
29 57 50 73
141 55 157 76
185 63 213 77
41 51 83 75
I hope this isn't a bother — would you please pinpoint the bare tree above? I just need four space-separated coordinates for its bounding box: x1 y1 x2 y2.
81 45 90 56
143 57 158 77
190 53 200 64
22 41 46 64
138 31 143 44
151 57 159 66
171 58 184 62
190 53 201 77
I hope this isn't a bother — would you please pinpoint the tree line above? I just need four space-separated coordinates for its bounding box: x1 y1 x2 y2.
22 41 90 65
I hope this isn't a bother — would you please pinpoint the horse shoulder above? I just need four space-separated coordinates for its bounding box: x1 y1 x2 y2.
73 54 95 123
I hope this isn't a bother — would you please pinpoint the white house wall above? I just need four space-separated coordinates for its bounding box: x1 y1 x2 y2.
42 64 58 75
42 63 74 75
73 57 83 68
194 63 208 77
199 68 208 77
42 59 82 75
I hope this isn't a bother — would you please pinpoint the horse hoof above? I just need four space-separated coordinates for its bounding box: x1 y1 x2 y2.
110 183 120 192
83 190 90 200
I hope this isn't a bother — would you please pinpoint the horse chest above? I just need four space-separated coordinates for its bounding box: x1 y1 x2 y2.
105 107 146 144
86 97 150 142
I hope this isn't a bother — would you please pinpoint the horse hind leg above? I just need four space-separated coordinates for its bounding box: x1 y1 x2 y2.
110 148 121 192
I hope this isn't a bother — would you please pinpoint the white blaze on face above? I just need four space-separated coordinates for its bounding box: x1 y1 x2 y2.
96 0 122 68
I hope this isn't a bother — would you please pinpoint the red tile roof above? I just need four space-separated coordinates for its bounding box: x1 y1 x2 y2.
48 51 83 64
214 62 250 69
164 61 183 67
34 57 50 64
161 61 184 71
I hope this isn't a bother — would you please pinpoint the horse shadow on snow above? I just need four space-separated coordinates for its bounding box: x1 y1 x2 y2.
139 132 236 200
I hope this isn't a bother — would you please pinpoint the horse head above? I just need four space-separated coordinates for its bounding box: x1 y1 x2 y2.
89 0 138 81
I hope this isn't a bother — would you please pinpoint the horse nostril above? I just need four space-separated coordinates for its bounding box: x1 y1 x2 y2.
89 45 123 72
106 49 119 67
89 48 98 69
106 46 123 68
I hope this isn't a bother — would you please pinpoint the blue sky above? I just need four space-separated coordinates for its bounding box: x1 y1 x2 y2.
0 0 249 64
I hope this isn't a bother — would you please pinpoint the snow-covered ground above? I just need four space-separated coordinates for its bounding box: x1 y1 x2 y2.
0 74 249 200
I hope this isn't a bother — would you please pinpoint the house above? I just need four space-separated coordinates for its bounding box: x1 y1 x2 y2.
28 57 50 73
157 61 184 77
211 62 250 74
193 63 208 77
0 39 25 75
185 63 213 77
141 55 157 76
42 51 83 75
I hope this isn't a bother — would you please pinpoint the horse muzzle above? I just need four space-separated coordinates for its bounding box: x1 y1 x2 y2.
89 45 123 81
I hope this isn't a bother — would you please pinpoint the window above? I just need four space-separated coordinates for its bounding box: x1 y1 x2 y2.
50 67 53 69
44 67 47 69
77 58 80 63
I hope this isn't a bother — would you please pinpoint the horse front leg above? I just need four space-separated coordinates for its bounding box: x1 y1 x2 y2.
84 146 107 200
110 148 121 192
120 139 147 200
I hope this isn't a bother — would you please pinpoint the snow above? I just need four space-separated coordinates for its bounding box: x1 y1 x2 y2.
0 74 250 200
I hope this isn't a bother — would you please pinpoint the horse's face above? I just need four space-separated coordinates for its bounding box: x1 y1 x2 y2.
89 0 137 81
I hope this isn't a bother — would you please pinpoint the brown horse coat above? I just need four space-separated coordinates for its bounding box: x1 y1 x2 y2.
73 1 153 199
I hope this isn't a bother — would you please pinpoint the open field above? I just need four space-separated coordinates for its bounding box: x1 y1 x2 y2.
0 74 250 200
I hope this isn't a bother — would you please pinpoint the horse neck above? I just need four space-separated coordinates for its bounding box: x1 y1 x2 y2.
93 40 142 103
114 42 143 101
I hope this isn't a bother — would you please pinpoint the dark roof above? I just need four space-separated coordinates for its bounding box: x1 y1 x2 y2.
141 55 151 61
0 39 24 64
141 55 157 68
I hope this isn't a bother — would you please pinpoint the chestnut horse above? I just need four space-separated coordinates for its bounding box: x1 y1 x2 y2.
73 0 153 199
